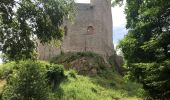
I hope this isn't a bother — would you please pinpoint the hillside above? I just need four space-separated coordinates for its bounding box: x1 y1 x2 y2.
56 71 144 100
49 52 145 99
0 71 144 100
0 52 145 99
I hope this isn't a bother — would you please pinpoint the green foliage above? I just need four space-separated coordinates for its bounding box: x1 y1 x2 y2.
46 64 65 91
50 72 144 100
66 70 77 79
0 0 75 61
126 60 170 99
118 0 170 99
123 81 146 98
0 62 16 79
0 60 66 99
118 33 141 63
0 60 146 100
112 0 124 6
1 60 49 100
119 0 170 63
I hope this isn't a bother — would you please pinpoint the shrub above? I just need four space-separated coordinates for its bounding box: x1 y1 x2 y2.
1 60 49 100
46 64 65 91
67 70 77 78
0 62 16 79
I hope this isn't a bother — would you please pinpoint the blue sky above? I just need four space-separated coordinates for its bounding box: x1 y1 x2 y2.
0 0 127 63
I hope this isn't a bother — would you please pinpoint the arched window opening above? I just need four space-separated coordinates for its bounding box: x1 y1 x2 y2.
87 26 94 35
64 26 68 36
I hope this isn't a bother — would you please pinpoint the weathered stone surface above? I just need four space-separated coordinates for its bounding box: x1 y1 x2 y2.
37 0 115 60
50 52 109 76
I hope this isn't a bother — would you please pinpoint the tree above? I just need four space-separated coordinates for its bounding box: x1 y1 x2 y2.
118 0 170 99
0 0 75 61
112 0 124 6
2 61 49 100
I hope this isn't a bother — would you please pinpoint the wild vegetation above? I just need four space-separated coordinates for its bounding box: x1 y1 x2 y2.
0 0 75 61
0 60 65 100
0 0 169 99
0 60 145 100
118 0 170 99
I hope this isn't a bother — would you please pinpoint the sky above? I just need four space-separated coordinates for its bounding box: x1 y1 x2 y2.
0 0 127 63
112 3 127 45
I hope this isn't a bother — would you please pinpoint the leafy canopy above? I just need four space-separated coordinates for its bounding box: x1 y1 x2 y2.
118 0 170 99
111 0 124 6
0 0 75 61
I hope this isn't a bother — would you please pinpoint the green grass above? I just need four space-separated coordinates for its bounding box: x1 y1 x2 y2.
0 58 146 99
0 73 144 100
0 65 145 100
51 71 145 100
50 52 146 100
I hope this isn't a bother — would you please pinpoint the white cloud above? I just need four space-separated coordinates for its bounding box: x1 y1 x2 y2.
112 5 126 27
112 3 127 44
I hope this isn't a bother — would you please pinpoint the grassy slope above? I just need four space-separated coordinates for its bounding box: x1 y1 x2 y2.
0 52 145 99
0 71 144 100
50 52 145 100
51 52 143 100
57 72 143 100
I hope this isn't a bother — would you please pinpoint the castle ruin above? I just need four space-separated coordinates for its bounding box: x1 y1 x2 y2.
37 0 115 60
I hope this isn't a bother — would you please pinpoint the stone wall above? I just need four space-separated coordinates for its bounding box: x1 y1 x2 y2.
37 0 115 60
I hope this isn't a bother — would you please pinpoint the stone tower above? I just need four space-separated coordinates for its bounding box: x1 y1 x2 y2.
37 0 115 60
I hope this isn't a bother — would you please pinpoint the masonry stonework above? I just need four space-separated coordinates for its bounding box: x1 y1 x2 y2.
37 0 115 60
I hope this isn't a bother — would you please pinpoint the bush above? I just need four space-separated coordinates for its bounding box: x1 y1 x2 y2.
46 64 65 91
0 62 16 79
67 70 77 78
1 60 49 100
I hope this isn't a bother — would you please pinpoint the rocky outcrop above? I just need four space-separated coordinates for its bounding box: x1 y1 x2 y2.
51 52 112 76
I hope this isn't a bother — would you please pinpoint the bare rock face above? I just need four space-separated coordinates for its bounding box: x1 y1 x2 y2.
50 52 111 76
37 0 115 60
67 57 98 75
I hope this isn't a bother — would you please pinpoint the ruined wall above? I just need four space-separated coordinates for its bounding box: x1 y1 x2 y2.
37 0 115 60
